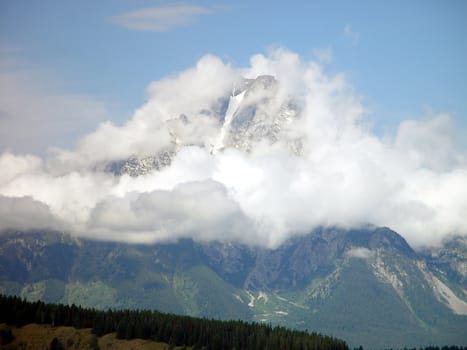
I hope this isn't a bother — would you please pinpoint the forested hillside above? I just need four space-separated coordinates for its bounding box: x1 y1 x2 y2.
0 294 348 350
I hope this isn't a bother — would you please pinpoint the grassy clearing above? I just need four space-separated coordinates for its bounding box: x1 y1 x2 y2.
0 323 185 350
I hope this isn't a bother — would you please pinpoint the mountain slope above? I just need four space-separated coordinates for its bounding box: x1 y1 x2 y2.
0 227 466 348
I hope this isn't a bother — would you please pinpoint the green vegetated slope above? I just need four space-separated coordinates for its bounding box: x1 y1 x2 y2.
0 294 348 350
0 228 466 349
298 258 462 348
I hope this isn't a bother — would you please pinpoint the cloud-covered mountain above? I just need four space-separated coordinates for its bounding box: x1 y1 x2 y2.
1 49 467 248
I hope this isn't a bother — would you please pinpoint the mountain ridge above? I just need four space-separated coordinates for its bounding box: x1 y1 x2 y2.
1 226 466 348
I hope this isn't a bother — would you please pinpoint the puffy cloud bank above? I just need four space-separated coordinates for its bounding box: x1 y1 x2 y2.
1 49 466 248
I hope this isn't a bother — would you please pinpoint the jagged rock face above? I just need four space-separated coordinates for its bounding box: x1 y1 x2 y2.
242 226 416 291
201 241 256 287
421 236 467 290
225 75 302 153
106 75 303 177
106 151 174 177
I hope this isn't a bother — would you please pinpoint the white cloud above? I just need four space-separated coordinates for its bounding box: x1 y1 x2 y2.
1 49 466 249
110 5 211 32
0 152 43 185
0 195 63 232
395 114 458 171
346 247 373 259
86 180 254 244
52 54 236 171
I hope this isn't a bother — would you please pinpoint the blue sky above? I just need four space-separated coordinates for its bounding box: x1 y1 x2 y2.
1 0 466 153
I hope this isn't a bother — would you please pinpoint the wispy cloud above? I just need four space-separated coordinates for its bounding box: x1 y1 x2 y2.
343 24 360 45
110 5 211 32
312 47 333 64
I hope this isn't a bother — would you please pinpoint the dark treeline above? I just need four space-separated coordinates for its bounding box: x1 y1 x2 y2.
382 348 467 350
0 294 348 350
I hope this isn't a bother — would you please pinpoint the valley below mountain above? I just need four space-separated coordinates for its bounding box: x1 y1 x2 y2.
1 226 466 349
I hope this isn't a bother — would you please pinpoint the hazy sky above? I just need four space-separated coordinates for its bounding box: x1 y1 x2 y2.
1 1 467 248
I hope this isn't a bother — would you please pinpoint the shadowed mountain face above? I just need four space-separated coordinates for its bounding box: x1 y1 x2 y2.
0 226 466 349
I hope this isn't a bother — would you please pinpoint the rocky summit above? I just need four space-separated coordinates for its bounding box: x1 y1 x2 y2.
105 75 303 177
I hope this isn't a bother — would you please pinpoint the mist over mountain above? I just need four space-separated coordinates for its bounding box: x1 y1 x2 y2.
1 49 466 249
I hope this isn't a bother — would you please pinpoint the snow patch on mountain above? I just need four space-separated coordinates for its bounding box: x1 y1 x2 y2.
212 90 246 153
346 247 373 259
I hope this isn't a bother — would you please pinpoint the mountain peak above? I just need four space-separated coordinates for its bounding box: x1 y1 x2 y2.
106 74 302 176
